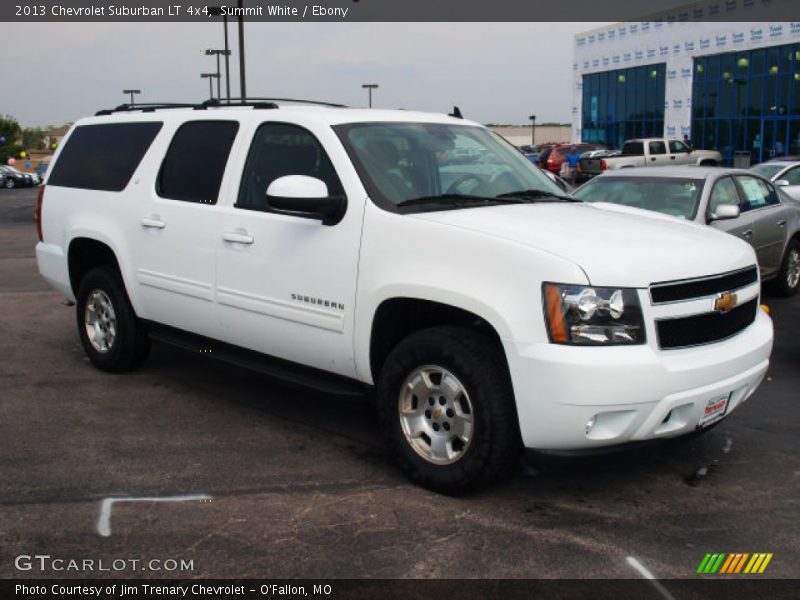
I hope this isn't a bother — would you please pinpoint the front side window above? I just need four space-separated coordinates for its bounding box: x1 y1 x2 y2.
782 166 800 186
157 121 239 204
669 140 690 154
573 176 704 220
237 122 343 211
735 175 779 211
708 177 741 214
334 122 565 212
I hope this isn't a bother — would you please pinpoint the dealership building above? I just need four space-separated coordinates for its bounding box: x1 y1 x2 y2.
572 2 800 166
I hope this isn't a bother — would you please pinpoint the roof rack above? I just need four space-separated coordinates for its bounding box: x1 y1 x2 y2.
94 97 346 116
225 97 348 108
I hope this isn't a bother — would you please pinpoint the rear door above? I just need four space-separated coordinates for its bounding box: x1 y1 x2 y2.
733 175 789 277
131 120 239 338
668 140 693 165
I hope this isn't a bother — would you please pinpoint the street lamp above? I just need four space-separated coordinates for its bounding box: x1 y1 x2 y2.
201 73 219 100
205 49 231 101
207 7 232 102
208 2 246 101
362 84 379 108
123 89 141 105
529 115 537 146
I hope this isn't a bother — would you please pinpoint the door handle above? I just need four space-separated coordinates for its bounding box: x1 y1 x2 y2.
650 157 656 161
140 216 166 229
741 229 753 238
222 231 254 245
670 156 676 160
777 220 787 227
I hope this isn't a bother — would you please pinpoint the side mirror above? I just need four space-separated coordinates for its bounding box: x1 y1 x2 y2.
709 204 740 221
774 179 790 187
266 175 346 226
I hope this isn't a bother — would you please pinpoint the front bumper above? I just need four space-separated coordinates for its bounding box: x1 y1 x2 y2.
505 310 773 450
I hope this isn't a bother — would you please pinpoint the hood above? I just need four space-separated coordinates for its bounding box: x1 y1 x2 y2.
410 202 757 288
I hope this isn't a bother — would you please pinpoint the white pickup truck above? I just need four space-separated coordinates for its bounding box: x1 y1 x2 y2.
35 101 772 492
580 138 722 178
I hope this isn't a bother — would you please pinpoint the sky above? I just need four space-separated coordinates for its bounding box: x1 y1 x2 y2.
1 22 606 128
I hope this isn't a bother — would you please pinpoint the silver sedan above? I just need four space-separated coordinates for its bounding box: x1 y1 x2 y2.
572 166 800 296
750 160 800 202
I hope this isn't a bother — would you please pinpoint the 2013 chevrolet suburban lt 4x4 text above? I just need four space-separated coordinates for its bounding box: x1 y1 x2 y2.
35 100 773 493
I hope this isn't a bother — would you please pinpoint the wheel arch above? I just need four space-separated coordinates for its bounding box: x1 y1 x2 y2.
367 296 510 385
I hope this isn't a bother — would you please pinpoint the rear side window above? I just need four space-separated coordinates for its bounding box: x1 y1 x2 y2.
48 122 162 191
157 121 239 204
649 141 667 155
622 142 644 155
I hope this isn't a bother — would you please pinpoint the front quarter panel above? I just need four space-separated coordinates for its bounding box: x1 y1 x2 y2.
353 202 588 383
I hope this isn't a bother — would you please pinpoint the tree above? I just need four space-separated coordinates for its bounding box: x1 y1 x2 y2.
22 127 46 150
0 115 23 166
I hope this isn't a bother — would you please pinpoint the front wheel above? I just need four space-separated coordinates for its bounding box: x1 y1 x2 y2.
5 178 15 189
770 239 800 297
376 326 521 493
76 267 150 372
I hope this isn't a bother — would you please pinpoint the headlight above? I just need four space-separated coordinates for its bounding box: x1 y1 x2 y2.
543 283 645 345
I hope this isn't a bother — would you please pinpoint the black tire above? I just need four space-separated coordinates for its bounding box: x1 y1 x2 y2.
5 178 15 189
76 267 150 372
769 238 800 297
376 326 522 494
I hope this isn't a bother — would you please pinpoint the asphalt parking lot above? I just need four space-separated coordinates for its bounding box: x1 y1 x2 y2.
1 187 798 581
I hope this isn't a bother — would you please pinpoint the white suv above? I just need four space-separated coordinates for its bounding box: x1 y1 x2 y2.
35 101 773 492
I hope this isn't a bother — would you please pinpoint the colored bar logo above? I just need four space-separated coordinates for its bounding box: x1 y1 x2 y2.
697 553 773 574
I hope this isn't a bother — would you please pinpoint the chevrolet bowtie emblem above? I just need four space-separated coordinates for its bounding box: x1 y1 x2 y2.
714 292 738 314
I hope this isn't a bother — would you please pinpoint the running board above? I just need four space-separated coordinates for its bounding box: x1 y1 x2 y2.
144 321 366 397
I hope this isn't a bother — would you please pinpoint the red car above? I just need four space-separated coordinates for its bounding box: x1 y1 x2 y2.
539 143 606 175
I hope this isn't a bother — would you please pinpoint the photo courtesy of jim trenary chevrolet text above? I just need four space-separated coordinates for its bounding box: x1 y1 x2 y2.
1 0 799 598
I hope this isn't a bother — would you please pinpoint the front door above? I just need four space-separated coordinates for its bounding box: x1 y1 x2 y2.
214 121 365 378
707 175 758 249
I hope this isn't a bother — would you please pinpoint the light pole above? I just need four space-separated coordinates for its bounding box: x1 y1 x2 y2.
205 49 231 101
123 89 141 105
201 73 219 100
208 7 232 102
362 84 379 108
237 0 247 100
529 114 537 146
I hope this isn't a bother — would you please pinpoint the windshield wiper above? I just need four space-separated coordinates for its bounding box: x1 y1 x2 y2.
496 189 580 202
396 194 528 208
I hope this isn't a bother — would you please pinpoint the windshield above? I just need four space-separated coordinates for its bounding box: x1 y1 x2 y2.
334 122 566 212
750 164 784 180
573 176 705 220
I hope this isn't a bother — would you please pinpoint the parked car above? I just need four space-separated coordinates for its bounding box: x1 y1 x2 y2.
540 143 606 175
577 148 620 182
0 166 32 188
573 166 800 295
36 104 772 492
750 160 800 202
580 139 722 178
0 172 5 189
517 145 540 164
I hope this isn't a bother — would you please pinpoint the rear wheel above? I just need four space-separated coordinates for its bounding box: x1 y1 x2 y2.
770 239 800 297
76 267 150 372
376 326 521 493
5 178 15 189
